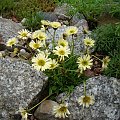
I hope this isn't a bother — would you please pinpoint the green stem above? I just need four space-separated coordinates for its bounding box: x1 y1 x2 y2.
86 47 89 55
83 80 86 96
52 30 56 49
27 94 52 112
92 55 102 62
47 29 53 38
71 35 74 55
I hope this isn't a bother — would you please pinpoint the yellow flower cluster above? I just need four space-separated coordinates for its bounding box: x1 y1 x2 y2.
5 20 111 119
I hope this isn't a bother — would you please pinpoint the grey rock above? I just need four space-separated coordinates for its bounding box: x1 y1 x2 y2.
54 3 84 25
34 100 59 120
0 18 24 43
0 58 47 120
42 12 58 22
57 76 120 120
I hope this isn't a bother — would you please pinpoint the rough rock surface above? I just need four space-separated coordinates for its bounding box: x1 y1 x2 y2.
57 76 120 120
54 3 84 25
0 18 24 43
34 100 59 120
0 58 47 120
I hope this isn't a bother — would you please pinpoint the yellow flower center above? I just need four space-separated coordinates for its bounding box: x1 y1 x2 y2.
33 43 40 49
86 41 91 45
38 35 44 40
70 30 75 34
81 60 88 66
83 96 91 103
50 64 55 68
60 43 66 47
37 59 45 66
21 33 27 37
58 106 67 112
59 50 65 55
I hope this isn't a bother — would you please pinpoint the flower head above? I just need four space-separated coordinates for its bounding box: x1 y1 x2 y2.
66 26 78 35
77 55 93 72
29 40 42 50
50 22 61 29
53 46 70 61
58 39 68 47
77 95 95 108
32 30 47 41
13 48 19 54
6 37 18 47
102 56 110 69
18 29 31 40
32 53 50 71
53 103 70 118
41 20 50 26
84 37 95 47
19 108 28 120
49 59 59 69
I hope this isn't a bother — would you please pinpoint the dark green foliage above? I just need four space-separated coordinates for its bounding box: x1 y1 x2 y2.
45 55 88 94
103 51 120 79
57 0 120 19
22 12 43 31
91 23 120 78
91 23 120 55
0 0 15 14
57 0 120 29
13 0 42 20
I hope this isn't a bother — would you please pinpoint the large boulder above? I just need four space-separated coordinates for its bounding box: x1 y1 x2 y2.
0 18 24 43
0 58 47 120
57 76 120 120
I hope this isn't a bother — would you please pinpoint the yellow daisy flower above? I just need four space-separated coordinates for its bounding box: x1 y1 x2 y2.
18 29 31 40
41 20 50 26
19 108 28 120
77 95 95 108
77 55 93 71
102 56 110 69
65 26 78 35
50 22 61 29
32 53 50 71
49 59 59 69
37 31 47 41
53 103 70 118
84 37 95 47
58 39 68 47
29 40 42 50
53 46 70 61
32 30 47 41
6 37 18 47
32 30 41 39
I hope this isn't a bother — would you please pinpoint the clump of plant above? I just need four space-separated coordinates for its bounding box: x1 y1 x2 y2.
22 12 43 31
91 23 120 55
91 23 120 78
56 0 120 29
104 51 120 79
13 0 42 20
3 20 110 119
0 0 15 17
